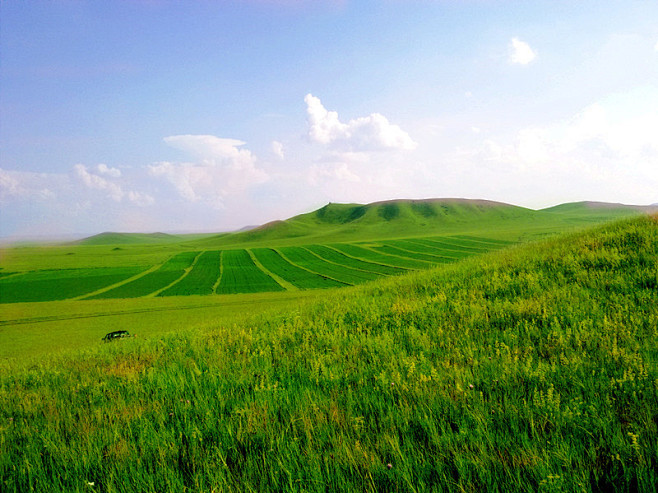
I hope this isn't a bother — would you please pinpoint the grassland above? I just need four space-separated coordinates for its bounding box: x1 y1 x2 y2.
1 214 656 492
0 231 512 303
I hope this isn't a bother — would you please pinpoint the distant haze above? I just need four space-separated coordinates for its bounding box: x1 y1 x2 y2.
1 1 657 239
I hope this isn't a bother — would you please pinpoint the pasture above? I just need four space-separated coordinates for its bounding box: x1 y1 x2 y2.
0 215 656 492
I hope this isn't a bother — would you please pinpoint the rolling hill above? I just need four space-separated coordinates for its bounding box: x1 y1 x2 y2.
190 198 651 248
2 214 656 491
74 232 183 245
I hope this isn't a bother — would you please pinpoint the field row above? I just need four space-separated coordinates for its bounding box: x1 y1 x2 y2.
0 235 512 302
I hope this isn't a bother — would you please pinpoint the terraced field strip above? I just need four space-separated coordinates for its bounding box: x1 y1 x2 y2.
419 237 495 253
88 252 199 299
148 251 204 297
212 251 224 293
390 239 466 260
247 249 297 291
306 244 407 276
216 249 285 294
254 248 348 289
0 267 145 303
159 250 222 296
369 243 448 264
331 243 429 270
452 234 516 246
278 247 380 285
75 264 164 300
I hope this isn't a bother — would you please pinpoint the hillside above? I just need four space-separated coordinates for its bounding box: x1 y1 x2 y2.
74 232 183 245
190 198 652 248
2 215 656 492
541 201 658 222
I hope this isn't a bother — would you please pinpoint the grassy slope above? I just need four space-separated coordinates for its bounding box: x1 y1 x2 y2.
189 198 647 248
1 215 656 492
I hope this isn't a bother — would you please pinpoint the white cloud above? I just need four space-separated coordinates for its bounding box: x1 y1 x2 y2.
508 37 537 65
271 140 285 159
96 163 121 177
74 164 153 205
308 162 361 187
305 94 417 151
149 134 268 208
654 40 658 52
460 87 658 204
74 164 125 201
0 168 60 202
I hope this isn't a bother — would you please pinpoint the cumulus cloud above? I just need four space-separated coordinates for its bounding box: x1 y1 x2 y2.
464 87 658 203
271 140 285 159
508 37 537 65
0 168 60 202
74 164 153 205
96 163 121 177
305 94 417 151
149 134 268 208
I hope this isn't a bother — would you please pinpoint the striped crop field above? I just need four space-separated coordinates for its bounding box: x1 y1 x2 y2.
0 235 515 303
391 239 471 260
89 252 199 299
0 267 145 303
451 234 516 246
216 249 284 294
367 243 446 264
416 237 496 253
278 247 383 285
159 250 221 296
331 243 431 270
305 244 407 276
251 248 347 289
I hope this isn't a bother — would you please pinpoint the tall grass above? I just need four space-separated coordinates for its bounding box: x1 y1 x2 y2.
1 216 656 492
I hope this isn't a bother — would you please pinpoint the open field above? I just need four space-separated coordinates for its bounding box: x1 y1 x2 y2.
1 215 656 492
0 234 512 303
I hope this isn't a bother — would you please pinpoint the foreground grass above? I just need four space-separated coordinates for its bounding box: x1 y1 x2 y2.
1 216 657 492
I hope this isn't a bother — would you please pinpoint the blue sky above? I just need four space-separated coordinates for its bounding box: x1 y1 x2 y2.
1 0 657 238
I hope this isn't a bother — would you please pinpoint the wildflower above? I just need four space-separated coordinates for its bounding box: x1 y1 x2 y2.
469 384 474 389
87 482 95 487
169 412 174 417
387 463 393 469
390 382 395 387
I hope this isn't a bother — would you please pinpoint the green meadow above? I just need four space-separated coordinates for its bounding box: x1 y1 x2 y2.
0 200 656 491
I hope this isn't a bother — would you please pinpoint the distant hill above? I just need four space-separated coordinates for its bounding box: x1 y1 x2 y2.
541 201 658 223
72 199 656 248
74 232 183 245
191 198 549 247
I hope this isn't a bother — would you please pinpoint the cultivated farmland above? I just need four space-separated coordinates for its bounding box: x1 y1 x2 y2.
216 249 285 294
88 251 199 299
0 233 516 303
159 250 221 296
0 267 145 303
250 248 347 289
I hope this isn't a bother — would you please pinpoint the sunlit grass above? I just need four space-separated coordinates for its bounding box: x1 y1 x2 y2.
1 216 656 491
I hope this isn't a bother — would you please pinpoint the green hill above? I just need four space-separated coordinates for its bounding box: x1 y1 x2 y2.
2 215 656 491
74 232 183 245
189 198 656 249
192 198 547 247
541 201 657 222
